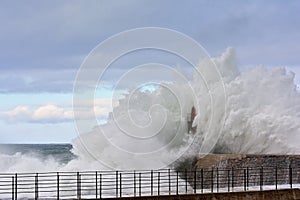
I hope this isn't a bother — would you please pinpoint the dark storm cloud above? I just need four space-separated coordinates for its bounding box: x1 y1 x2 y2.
0 0 299 93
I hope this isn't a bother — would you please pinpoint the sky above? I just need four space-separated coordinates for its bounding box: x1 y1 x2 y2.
0 0 299 143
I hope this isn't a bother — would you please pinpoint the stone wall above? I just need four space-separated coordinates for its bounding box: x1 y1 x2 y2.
175 154 300 189
95 189 300 200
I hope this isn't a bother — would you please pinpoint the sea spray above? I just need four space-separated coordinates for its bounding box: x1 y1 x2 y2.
69 48 300 170
0 48 299 172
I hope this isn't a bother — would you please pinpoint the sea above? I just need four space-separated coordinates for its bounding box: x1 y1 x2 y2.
0 143 76 165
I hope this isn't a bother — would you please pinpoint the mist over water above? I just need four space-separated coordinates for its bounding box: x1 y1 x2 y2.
1 48 299 172
0 144 74 172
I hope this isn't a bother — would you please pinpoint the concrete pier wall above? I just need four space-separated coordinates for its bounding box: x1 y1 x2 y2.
82 189 300 200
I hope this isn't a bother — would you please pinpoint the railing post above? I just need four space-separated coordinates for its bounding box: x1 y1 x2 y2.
201 168 204 193
11 176 14 200
244 169 246 191
77 172 81 199
151 170 153 196
211 168 214 193
116 171 118 198
217 168 219 192
139 173 141 197
15 173 18 200
260 167 263 191
35 173 38 200
176 171 179 195
289 165 293 188
231 168 234 191
185 169 187 194
100 174 102 199
227 169 230 192
56 172 59 200
247 167 249 189
119 173 122 198
275 166 278 190
15 173 17 200
193 169 196 194
96 172 98 199
168 169 171 195
158 172 160 196
133 171 136 197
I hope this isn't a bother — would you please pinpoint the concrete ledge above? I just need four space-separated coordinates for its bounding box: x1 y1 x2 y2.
81 189 300 200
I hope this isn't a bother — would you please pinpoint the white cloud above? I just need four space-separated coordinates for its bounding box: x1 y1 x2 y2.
3 106 32 123
32 105 73 122
0 98 116 124
1 104 73 124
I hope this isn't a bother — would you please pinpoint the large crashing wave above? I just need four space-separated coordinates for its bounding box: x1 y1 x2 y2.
1 48 300 172
215 49 300 154
69 48 300 170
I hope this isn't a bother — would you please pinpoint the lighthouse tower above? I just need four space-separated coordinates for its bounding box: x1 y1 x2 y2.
187 106 197 134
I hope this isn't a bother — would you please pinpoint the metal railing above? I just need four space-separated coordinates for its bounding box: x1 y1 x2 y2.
0 166 299 199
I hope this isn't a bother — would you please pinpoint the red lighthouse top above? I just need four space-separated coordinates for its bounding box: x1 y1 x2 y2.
191 106 196 122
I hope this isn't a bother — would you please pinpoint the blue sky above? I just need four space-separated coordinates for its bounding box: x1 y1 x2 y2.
0 0 299 143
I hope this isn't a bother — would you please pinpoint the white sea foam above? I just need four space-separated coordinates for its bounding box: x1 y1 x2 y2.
68 47 300 171
0 152 62 172
0 48 299 172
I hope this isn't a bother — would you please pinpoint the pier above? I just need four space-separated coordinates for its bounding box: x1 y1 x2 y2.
1 159 300 199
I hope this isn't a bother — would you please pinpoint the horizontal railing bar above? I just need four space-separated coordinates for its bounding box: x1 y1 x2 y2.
0 167 298 199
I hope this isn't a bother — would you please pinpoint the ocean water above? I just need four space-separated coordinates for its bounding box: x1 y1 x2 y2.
0 144 75 165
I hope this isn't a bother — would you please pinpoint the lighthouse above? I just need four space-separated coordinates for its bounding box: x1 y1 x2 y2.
187 106 197 134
